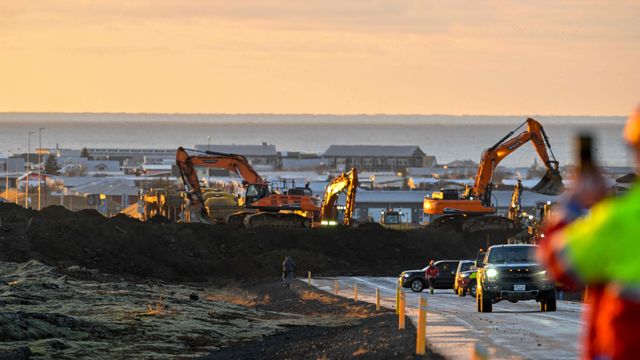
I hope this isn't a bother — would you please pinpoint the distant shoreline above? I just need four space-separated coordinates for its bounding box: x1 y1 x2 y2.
0 112 627 118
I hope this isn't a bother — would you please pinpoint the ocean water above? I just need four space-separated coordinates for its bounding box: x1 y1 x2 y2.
0 113 630 168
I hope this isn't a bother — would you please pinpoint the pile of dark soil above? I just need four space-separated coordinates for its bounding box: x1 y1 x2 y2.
202 280 445 360
0 203 507 282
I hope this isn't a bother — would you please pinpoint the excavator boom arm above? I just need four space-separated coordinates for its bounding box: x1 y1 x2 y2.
320 168 358 226
176 147 267 221
471 118 562 201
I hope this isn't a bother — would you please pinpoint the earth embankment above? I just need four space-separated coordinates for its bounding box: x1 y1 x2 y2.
0 204 503 282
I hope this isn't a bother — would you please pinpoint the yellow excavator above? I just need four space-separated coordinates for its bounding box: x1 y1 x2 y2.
320 168 358 226
423 118 563 234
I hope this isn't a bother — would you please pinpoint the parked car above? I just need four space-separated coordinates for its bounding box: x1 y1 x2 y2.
453 260 474 294
399 260 460 292
476 244 556 312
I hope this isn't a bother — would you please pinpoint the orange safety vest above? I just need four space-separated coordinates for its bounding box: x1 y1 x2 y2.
539 183 640 360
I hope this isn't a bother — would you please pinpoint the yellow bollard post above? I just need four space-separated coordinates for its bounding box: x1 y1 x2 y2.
395 285 400 315
307 271 311 287
471 342 489 360
398 291 405 330
334 279 339 296
354 282 358 302
416 296 427 355
376 288 381 311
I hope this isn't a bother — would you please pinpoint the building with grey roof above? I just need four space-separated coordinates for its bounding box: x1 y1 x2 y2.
323 145 435 172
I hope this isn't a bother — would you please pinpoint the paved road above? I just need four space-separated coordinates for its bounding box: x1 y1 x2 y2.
309 277 583 360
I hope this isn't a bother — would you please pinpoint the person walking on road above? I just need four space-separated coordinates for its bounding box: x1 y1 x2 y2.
538 108 640 360
425 260 439 294
282 256 296 289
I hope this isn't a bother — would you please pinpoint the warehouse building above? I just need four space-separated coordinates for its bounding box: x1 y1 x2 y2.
323 145 435 172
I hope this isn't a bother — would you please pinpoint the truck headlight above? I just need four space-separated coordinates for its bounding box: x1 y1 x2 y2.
403 273 410 278
535 270 548 280
486 268 498 279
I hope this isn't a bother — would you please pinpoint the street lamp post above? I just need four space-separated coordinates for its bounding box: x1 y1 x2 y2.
38 127 44 210
207 136 211 151
4 151 8 200
14 147 20 204
26 131 34 208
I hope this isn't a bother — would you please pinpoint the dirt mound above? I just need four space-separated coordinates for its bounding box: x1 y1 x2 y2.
0 203 507 282
146 214 171 224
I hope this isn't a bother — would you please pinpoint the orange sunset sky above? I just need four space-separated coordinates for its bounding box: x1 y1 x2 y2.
1 1 639 115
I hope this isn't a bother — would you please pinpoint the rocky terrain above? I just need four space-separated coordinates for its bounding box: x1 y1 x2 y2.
0 203 504 359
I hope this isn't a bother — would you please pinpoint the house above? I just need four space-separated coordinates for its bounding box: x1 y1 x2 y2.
0 157 25 174
59 157 122 176
323 145 435 172
355 190 429 223
16 172 56 190
69 178 140 215
333 190 429 224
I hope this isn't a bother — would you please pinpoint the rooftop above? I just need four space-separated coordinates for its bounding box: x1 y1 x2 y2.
324 145 426 157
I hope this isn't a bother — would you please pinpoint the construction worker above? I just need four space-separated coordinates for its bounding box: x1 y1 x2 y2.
282 256 296 289
538 108 640 360
425 260 439 294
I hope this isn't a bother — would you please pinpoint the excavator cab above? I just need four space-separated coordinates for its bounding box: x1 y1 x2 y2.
243 183 269 206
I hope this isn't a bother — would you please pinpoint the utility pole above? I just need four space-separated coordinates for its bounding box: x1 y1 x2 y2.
4 151 8 200
14 147 20 204
207 136 211 151
26 131 34 208
38 127 44 210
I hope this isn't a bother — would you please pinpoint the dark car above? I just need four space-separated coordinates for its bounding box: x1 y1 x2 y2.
399 260 460 292
476 244 556 312
453 260 475 294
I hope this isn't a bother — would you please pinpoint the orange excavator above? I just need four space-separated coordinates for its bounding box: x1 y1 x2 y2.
423 118 563 233
320 168 358 226
176 147 321 228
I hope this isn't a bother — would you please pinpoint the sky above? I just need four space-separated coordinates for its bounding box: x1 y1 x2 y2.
1 0 639 115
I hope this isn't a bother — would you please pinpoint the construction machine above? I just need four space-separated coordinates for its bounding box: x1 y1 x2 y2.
423 118 563 234
176 147 321 228
320 168 358 226
139 189 184 222
507 179 524 226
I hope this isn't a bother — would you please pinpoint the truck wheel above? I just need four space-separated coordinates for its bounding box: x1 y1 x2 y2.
479 291 493 313
541 292 557 312
469 284 477 298
410 279 424 292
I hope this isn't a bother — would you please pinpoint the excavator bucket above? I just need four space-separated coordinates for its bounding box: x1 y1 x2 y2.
530 168 564 195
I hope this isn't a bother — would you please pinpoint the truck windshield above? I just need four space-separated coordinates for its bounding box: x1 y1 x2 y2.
460 262 472 272
488 246 537 263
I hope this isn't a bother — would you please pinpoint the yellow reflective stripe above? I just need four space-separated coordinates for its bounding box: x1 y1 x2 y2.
563 184 640 284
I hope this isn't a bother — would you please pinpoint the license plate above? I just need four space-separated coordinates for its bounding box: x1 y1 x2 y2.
514 284 526 291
